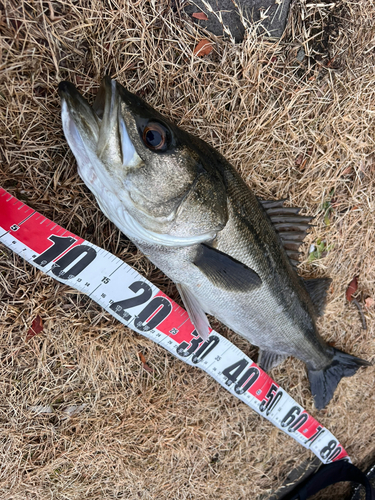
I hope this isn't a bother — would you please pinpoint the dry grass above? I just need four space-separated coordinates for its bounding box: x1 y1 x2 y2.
1 0 375 498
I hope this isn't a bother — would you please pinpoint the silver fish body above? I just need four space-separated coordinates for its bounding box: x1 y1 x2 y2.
59 77 369 409
134 177 326 365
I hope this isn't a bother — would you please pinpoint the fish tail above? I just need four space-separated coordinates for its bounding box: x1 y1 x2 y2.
307 348 371 410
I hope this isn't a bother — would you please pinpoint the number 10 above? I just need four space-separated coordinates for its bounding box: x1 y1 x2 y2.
33 235 97 280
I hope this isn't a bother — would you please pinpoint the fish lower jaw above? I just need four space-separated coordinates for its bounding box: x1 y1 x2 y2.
87 169 97 184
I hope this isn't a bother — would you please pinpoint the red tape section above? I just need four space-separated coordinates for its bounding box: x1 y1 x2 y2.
0 187 350 464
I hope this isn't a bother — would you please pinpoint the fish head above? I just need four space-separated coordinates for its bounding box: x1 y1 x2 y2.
59 77 228 246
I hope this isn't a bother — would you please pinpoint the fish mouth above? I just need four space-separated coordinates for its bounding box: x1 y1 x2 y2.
58 76 116 132
58 77 138 191
58 80 100 144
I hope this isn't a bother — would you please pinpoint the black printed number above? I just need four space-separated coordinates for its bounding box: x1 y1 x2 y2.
220 360 260 394
176 330 202 358
34 235 76 267
281 406 309 433
33 235 97 280
110 282 153 321
51 245 96 279
259 384 283 416
320 440 343 462
222 359 248 386
191 336 220 364
305 426 324 445
134 296 172 332
234 366 260 395
110 283 172 331
176 334 220 362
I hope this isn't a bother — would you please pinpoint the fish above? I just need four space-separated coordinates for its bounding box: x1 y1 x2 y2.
58 76 370 410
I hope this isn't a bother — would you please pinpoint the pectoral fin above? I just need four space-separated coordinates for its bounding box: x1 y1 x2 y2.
176 283 211 341
193 244 262 292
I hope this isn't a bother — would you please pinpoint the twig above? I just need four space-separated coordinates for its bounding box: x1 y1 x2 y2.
351 298 367 330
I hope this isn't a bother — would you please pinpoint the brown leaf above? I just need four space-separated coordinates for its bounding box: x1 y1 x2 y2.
26 315 44 342
193 39 213 57
365 297 374 308
192 12 208 21
346 276 358 302
138 352 153 374
142 363 154 374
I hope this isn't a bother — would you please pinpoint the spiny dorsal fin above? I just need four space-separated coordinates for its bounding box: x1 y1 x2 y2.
303 277 332 316
259 198 313 269
260 199 287 209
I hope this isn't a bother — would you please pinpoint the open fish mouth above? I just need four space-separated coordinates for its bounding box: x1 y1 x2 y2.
58 76 118 145
58 77 138 191
58 77 146 242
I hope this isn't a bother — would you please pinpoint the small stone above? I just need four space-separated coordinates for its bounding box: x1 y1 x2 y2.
184 0 292 43
296 47 305 62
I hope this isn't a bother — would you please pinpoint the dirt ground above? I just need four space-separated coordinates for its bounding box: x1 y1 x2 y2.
0 1 374 499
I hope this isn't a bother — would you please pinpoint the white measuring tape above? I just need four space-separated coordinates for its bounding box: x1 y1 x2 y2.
0 186 350 464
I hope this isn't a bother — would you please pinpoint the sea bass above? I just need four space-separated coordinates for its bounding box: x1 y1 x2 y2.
58 77 370 409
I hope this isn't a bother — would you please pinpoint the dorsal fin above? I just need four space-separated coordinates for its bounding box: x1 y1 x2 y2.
303 277 332 316
259 198 313 269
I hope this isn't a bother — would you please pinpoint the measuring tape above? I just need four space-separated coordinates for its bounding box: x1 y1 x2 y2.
0 186 350 464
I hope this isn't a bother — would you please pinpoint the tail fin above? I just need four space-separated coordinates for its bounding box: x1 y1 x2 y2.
308 348 371 410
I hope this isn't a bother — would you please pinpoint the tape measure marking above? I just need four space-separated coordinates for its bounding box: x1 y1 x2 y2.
0 187 350 464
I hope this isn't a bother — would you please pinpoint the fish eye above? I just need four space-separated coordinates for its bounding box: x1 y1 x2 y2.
142 122 168 151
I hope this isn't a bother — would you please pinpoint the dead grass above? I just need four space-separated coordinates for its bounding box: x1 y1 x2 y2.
0 0 375 498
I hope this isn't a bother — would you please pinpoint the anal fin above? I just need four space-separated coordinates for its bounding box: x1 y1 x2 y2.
258 349 288 372
176 283 211 341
